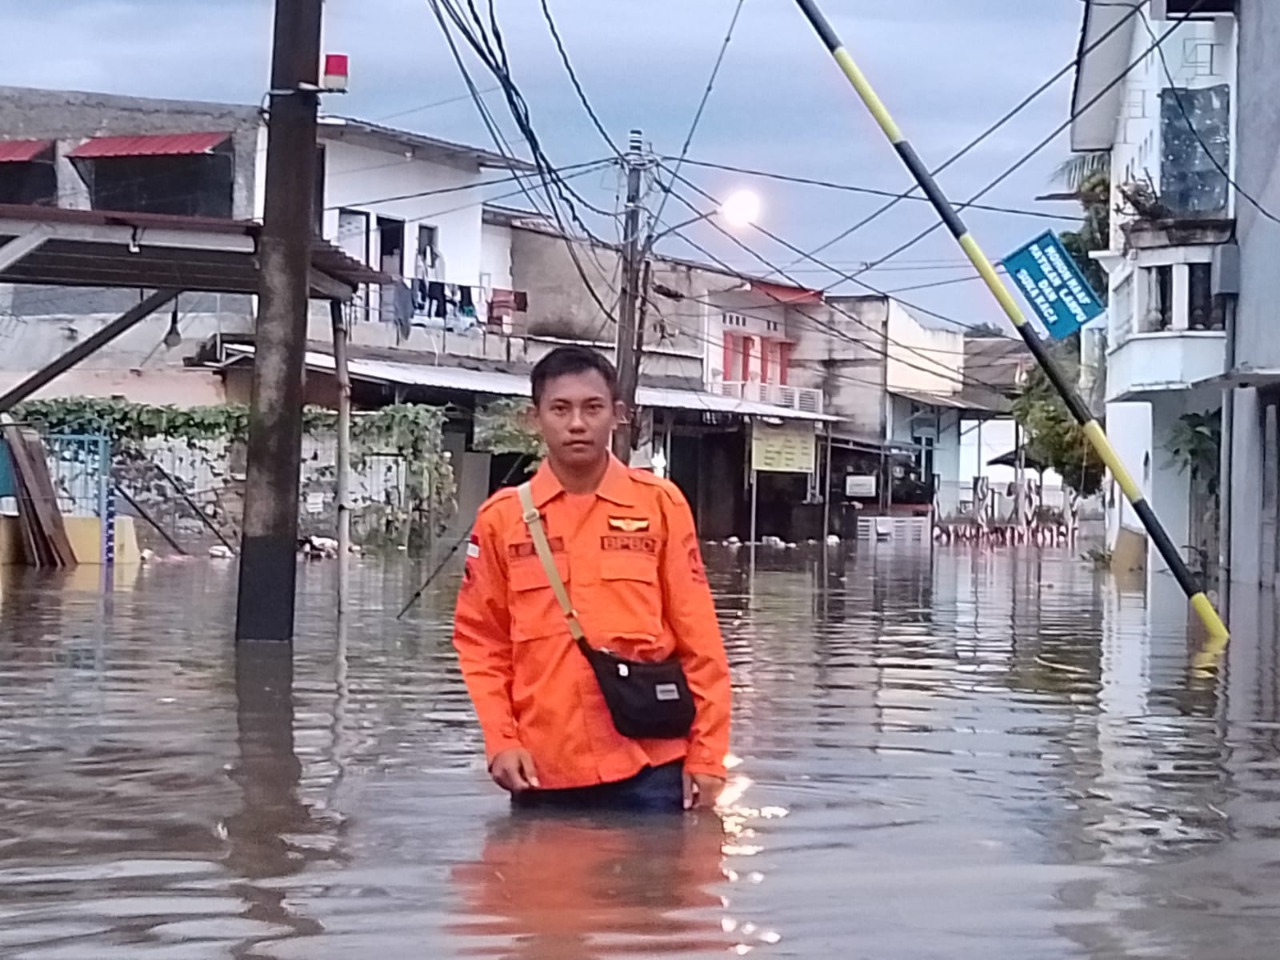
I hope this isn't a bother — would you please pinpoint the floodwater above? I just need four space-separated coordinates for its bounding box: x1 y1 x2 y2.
1 546 1280 959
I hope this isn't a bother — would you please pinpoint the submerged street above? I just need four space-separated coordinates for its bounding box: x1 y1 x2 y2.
1 547 1276 959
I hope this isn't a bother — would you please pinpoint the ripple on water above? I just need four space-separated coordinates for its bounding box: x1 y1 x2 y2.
0 549 1278 957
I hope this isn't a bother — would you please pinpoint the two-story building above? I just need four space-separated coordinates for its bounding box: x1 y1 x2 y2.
0 85 529 404
1070 0 1237 581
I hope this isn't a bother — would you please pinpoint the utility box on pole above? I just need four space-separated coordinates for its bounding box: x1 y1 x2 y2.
235 0 324 643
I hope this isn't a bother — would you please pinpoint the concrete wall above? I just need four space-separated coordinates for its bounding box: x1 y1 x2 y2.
507 226 706 386
884 300 964 397
319 137 487 288
0 85 261 218
789 295 886 441
1234 1 1280 371
1108 16 1236 249
1227 0 1280 586
0 86 262 401
1104 401 1153 551
480 221 513 291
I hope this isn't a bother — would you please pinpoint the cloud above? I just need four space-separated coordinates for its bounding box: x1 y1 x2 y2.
0 0 1087 324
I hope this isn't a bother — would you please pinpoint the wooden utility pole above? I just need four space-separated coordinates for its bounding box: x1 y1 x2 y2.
612 130 645 464
235 0 324 643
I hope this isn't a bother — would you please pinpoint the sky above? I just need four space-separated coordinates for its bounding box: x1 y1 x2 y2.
0 0 1087 331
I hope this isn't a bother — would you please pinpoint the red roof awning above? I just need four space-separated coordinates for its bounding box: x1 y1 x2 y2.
750 280 823 305
0 140 53 163
67 132 232 160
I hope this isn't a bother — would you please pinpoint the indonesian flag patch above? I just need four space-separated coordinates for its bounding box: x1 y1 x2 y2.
466 534 481 559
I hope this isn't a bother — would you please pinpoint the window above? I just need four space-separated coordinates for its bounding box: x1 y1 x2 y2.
0 152 55 206
1154 264 1173 331
1188 262 1225 330
84 153 235 218
1160 85 1230 218
723 312 748 328
378 217 405 277
416 225 439 279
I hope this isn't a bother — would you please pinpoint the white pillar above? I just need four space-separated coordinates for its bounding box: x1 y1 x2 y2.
1148 398 1193 578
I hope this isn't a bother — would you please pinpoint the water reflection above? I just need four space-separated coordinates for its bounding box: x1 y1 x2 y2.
449 812 728 959
5 550 1280 957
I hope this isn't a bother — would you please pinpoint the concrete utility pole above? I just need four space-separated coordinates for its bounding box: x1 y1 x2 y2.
235 0 324 643
612 130 646 464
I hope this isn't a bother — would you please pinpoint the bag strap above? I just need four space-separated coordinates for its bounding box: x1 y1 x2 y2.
516 482 585 642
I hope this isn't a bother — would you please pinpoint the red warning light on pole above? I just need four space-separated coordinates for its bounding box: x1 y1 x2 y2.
322 54 350 93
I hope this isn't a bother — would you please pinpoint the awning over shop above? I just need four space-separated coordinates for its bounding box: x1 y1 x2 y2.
67 132 232 159
0 140 53 163
219 346 836 422
890 387 1011 416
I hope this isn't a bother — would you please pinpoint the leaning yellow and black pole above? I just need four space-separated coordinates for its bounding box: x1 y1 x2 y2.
789 0 1230 655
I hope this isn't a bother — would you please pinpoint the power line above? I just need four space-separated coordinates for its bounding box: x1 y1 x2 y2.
374 86 503 122
785 0 1152 269
652 196 1013 391
658 160 1017 340
1138 9 1280 226
649 0 748 238
852 5 1204 277
662 157 1086 223
428 0 624 329
537 0 624 158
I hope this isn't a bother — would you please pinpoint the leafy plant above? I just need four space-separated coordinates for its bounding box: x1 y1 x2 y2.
474 397 543 460
1012 335 1105 498
12 397 457 554
1166 410 1221 495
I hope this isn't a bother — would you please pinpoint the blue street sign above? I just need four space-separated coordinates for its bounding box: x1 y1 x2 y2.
1000 231 1104 341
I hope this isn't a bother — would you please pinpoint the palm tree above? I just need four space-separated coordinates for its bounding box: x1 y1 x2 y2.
1054 152 1110 192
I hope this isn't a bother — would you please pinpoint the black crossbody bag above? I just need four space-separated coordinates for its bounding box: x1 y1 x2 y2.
516 482 695 741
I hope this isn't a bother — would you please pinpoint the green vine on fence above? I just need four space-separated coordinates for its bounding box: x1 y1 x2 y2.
13 397 457 553
474 397 543 459
11 397 338 445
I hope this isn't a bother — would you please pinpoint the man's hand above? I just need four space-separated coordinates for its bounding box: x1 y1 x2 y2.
490 748 540 793
683 770 725 810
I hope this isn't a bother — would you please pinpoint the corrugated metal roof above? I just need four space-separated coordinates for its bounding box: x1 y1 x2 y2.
67 132 232 159
890 388 1009 414
223 347 834 421
0 139 52 163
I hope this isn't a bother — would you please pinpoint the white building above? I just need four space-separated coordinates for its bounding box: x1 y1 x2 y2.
0 87 530 404
1070 1 1237 579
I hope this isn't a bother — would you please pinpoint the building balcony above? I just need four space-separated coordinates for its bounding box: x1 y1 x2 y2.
1106 330 1225 402
716 380 824 415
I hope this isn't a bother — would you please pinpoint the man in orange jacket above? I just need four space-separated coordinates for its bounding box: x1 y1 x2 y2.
452 345 731 812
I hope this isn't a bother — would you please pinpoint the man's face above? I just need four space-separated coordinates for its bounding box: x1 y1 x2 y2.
531 370 621 468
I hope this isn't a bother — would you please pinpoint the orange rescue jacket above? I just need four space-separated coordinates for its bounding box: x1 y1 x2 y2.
452 456 731 789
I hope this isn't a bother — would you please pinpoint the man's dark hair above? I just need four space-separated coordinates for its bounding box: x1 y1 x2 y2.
531 345 620 405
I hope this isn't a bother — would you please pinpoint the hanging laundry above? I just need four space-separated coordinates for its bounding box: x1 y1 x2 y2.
390 281 414 340
426 281 446 319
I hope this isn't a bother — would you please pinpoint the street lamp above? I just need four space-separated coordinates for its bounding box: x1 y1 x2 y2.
644 188 762 254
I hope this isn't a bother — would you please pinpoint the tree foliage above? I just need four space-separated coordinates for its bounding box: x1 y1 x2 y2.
965 322 1007 338
1011 337 1106 497
1009 157 1114 497
473 397 543 459
1166 410 1222 496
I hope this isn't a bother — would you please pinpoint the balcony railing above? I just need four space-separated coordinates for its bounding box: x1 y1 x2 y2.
717 380 824 414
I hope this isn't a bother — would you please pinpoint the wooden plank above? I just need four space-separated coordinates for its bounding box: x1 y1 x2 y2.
2 423 77 567
19 432 76 567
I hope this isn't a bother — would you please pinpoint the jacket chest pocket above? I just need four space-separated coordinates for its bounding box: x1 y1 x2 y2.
598 554 663 637
508 555 570 642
